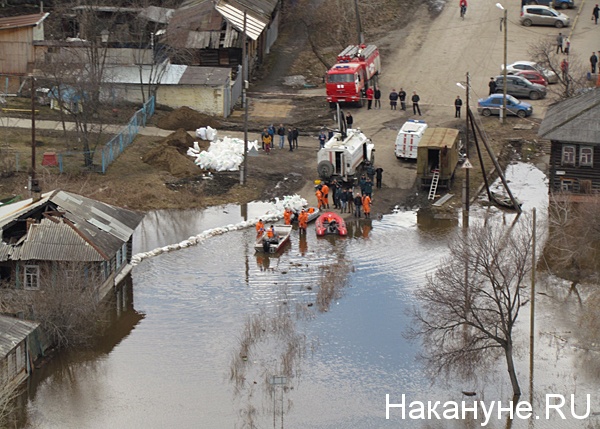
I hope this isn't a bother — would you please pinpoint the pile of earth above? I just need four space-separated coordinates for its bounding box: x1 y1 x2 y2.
142 128 205 177
156 106 223 131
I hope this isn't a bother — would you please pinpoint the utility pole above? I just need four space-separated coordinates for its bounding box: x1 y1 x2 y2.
529 208 537 403
241 11 248 185
464 72 470 228
353 0 364 45
497 3 508 124
30 75 41 199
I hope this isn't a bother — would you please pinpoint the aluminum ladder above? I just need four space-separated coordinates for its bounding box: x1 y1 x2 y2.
428 169 440 200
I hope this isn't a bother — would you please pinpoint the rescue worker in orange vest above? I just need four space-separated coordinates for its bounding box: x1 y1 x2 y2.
316 187 324 210
283 208 293 225
298 209 308 233
266 225 277 240
256 219 265 236
321 183 330 209
362 194 372 219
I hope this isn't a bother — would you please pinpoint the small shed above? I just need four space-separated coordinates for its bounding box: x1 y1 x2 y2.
416 128 460 190
0 315 43 391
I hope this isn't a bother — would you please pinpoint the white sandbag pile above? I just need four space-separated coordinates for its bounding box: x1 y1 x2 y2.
195 126 218 141
274 194 308 212
187 136 260 171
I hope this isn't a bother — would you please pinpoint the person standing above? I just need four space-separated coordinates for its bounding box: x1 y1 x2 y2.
389 89 399 110
374 86 381 109
255 219 265 236
366 162 375 183
454 95 463 118
593 4 599 24
591 52 598 74
560 58 569 80
292 127 299 148
347 188 354 214
411 91 421 116
318 130 327 149
398 88 407 111
321 182 330 209
267 124 275 148
362 194 372 219
287 128 294 150
277 124 286 149
556 32 564 54
346 112 354 128
563 36 570 55
340 188 348 213
364 177 373 198
354 193 363 218
298 209 308 234
488 77 497 95
283 208 293 225
332 180 341 209
375 167 383 189
366 87 374 110
316 186 324 210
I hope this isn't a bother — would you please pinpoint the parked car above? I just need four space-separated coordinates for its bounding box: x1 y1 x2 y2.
514 70 548 86
520 5 570 28
502 61 558 84
477 94 533 118
493 75 547 100
525 0 575 10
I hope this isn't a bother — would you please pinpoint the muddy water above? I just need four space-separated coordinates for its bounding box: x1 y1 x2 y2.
20 164 600 429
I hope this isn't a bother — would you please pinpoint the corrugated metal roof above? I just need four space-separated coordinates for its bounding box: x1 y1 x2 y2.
167 0 230 49
0 315 39 359
179 66 231 86
0 190 144 263
215 0 268 41
11 219 104 262
0 13 49 31
108 63 188 85
139 6 175 24
538 89 600 144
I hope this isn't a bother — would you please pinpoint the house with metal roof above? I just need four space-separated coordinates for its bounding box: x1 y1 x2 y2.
0 190 144 304
0 315 43 392
538 88 600 201
0 12 49 92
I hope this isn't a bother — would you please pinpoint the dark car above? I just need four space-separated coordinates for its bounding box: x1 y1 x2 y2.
477 94 533 118
525 0 575 9
493 75 547 100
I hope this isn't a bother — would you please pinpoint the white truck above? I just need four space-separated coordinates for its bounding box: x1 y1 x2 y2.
317 127 375 183
395 119 428 159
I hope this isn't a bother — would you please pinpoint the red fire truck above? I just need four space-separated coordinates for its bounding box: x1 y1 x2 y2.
326 44 381 107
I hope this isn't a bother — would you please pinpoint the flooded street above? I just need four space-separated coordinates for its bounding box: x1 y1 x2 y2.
19 163 600 428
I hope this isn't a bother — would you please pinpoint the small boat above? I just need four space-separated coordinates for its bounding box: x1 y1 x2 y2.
255 224 293 253
490 191 522 210
315 212 348 236
291 207 320 224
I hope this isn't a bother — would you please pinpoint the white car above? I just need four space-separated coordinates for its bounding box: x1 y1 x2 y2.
501 61 558 84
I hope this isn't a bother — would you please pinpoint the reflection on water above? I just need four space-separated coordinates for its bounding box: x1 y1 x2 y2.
18 164 600 428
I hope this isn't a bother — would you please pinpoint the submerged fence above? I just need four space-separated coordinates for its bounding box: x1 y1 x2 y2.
100 96 155 174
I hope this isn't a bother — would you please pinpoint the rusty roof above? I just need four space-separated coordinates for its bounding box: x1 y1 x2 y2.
0 13 49 31
0 315 39 359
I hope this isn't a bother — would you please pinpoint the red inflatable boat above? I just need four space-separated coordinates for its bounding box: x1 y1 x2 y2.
315 212 348 236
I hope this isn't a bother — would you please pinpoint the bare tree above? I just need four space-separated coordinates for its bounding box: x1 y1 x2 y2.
0 382 22 428
544 197 600 292
2 261 110 349
409 218 535 397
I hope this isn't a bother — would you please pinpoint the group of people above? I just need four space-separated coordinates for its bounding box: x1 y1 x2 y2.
261 124 299 153
387 88 422 115
255 220 279 242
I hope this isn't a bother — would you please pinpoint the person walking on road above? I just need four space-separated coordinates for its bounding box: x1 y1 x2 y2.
399 88 407 111
411 91 422 116
366 87 374 110
287 128 294 151
454 95 463 118
277 124 286 149
375 167 383 189
593 4 599 24
591 52 598 74
318 130 327 149
292 127 299 148
346 112 354 128
389 89 399 110
488 77 497 95
374 86 381 109
556 32 564 54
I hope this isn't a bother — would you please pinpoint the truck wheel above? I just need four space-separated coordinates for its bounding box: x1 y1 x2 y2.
318 161 334 179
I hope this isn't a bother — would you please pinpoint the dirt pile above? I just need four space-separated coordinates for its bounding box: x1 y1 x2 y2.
142 129 203 177
156 106 223 131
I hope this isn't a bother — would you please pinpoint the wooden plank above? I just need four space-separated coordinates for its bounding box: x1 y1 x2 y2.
432 193 454 207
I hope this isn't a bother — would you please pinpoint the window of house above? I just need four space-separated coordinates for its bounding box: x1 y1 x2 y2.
580 146 593 166
24 265 39 290
116 249 122 270
121 243 128 266
560 178 574 192
561 145 575 165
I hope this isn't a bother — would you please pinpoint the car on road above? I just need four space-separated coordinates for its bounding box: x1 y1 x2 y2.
493 75 547 100
520 5 570 28
478 94 533 118
502 61 558 84
525 0 575 10
514 70 548 86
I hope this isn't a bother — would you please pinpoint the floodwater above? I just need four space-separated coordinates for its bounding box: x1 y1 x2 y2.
18 163 600 429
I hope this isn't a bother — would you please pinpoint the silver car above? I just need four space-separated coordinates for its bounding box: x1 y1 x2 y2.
494 75 547 100
520 5 570 27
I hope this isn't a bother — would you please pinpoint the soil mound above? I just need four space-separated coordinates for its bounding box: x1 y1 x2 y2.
142 129 203 177
161 128 196 155
156 106 222 131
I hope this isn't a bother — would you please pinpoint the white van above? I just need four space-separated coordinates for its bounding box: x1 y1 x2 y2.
395 119 427 159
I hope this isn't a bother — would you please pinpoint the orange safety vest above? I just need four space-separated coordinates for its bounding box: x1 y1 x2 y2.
283 210 292 225
299 212 308 228
256 221 264 233
321 184 329 198
267 228 275 238
362 195 371 212
308 207 315 213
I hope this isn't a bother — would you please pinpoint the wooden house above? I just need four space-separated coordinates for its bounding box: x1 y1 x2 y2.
0 13 49 92
416 128 461 190
0 315 44 392
538 88 600 202
0 190 144 303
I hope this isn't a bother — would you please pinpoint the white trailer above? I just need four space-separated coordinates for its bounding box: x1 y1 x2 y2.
317 128 375 183
395 119 428 159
